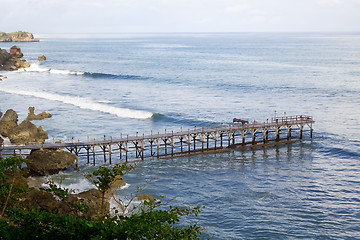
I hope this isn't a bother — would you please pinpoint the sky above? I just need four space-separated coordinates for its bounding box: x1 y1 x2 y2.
1 0 360 34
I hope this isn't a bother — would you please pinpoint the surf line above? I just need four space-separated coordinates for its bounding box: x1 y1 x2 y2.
0 87 153 119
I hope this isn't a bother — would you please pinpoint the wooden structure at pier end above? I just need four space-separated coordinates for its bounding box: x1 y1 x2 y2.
1 115 314 167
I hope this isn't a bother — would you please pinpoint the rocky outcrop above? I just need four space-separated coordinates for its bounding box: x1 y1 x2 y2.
8 120 48 144
27 107 52 121
22 187 110 219
0 108 49 144
0 47 30 71
0 109 18 137
37 55 46 61
109 175 126 190
138 194 156 202
0 31 39 42
71 189 110 218
27 149 77 176
0 49 11 66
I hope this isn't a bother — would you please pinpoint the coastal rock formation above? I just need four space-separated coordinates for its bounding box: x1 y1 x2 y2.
27 149 77 176
22 188 110 219
0 108 49 144
27 107 52 121
71 189 110 218
0 31 39 42
0 48 11 65
23 188 65 213
8 120 48 144
37 55 46 61
108 175 126 190
138 194 156 202
0 109 18 137
0 47 30 71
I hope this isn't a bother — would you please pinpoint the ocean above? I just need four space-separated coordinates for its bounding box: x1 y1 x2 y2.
1 32 359 239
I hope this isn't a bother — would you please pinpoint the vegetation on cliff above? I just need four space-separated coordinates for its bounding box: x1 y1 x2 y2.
0 157 205 239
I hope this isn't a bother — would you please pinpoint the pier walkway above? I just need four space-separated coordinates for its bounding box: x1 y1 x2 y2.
0 115 314 167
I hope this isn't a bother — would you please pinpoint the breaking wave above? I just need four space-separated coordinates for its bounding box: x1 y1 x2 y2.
0 87 154 119
22 62 85 75
20 63 146 80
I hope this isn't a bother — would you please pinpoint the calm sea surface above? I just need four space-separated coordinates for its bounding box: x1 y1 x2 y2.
1 33 360 239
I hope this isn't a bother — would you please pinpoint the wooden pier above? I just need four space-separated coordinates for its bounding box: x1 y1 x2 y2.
0 115 314 166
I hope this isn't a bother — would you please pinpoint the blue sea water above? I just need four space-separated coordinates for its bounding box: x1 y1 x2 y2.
1 32 360 239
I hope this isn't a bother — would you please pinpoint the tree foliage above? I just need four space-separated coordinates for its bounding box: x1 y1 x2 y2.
0 158 205 239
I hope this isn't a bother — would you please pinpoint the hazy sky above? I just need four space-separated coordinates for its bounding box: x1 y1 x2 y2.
1 0 360 33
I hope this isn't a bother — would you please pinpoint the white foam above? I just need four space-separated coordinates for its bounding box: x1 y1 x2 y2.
62 178 94 194
18 62 84 75
0 87 153 119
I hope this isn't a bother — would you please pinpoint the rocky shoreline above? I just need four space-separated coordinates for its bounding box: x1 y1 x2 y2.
0 46 30 71
1 107 156 220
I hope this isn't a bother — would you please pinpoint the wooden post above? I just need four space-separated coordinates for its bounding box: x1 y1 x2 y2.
86 146 90 164
299 125 303 139
201 133 204 152
150 140 154 157
220 133 223 148
251 129 256 145
157 133 160 158
207 134 209 150
119 143 122 160
171 135 174 157
164 138 168 155
180 137 183 152
125 142 128 162
102 145 106 164
188 133 191 154
92 145 96 166
108 144 112 164
287 126 291 140
276 127 280 142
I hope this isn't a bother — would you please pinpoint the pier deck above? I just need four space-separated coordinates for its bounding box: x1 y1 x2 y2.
0 115 314 166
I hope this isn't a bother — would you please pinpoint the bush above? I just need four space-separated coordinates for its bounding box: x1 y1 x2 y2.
0 158 205 239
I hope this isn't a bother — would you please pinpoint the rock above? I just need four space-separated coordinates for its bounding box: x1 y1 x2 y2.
0 47 30 71
138 194 156 202
14 59 30 69
0 48 11 65
27 107 52 121
70 189 110 219
0 109 18 137
27 149 76 176
37 55 46 61
0 136 3 146
22 188 70 214
108 175 126 191
8 120 48 144
0 109 18 122
22 187 110 219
